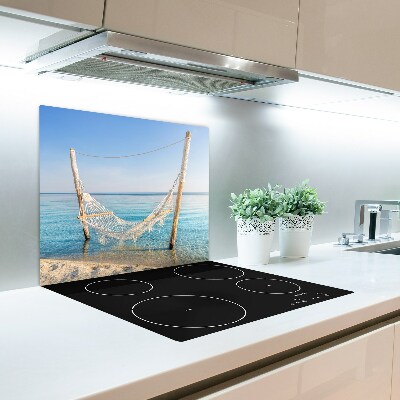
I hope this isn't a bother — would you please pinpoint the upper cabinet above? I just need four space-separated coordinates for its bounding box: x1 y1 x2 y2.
5 0 400 93
0 0 105 29
103 0 300 68
297 0 400 92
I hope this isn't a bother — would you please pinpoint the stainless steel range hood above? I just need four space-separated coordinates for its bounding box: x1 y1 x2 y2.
24 31 298 97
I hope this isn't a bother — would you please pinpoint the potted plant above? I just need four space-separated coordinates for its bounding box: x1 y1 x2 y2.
279 180 325 258
229 185 282 265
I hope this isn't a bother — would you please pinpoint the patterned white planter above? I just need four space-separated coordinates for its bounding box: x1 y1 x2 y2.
279 215 314 258
236 218 275 265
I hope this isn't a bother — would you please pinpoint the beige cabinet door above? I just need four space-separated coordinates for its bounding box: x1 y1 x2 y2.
297 0 400 91
190 325 395 399
103 0 299 68
0 0 104 28
392 322 400 399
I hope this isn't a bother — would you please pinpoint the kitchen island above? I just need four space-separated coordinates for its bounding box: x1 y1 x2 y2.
1 238 400 400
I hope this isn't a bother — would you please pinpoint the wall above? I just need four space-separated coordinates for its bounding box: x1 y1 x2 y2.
1 66 400 291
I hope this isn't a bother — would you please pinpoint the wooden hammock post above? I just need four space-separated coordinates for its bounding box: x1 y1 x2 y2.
169 131 191 250
70 148 90 240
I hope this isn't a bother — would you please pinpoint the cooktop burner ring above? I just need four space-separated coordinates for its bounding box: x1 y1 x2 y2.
131 294 247 329
85 278 153 296
173 264 245 281
236 277 301 295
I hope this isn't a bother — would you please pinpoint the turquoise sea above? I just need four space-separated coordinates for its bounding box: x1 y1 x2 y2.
40 193 209 266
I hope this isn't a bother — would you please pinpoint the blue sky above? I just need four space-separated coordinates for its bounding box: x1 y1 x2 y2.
40 106 209 193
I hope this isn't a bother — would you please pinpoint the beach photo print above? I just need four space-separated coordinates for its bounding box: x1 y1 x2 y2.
40 106 209 285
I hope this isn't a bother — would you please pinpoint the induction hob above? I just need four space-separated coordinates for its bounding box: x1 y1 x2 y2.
44 261 353 341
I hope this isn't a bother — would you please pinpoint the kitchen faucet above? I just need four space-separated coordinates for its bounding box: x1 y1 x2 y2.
339 200 400 245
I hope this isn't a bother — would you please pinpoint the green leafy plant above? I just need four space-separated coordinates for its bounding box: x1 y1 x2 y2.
281 180 325 216
229 184 283 222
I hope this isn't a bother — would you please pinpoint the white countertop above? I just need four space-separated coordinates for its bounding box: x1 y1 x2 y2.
2 239 400 400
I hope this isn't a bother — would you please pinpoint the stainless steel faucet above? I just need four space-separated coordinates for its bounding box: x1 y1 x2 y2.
354 200 400 236
338 200 400 245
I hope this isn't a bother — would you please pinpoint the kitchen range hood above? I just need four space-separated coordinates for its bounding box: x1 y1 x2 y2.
25 31 298 97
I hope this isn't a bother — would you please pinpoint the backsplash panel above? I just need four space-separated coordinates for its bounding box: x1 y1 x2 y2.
39 106 209 285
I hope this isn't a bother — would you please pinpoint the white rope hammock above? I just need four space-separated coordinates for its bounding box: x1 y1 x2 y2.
71 133 191 244
78 175 180 243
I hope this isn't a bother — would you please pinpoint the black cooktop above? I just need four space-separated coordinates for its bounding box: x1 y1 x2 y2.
44 261 353 341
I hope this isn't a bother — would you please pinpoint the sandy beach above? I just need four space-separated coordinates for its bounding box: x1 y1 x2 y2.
40 258 161 286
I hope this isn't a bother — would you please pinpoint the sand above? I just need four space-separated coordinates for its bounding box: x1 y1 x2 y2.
40 258 159 286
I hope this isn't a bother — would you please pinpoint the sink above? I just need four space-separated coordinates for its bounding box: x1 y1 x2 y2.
374 247 400 255
346 240 400 255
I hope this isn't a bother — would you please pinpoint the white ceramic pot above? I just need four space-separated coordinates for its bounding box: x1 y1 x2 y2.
279 215 314 258
236 218 275 265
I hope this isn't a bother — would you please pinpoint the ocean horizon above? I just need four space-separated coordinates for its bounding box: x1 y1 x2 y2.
40 192 209 266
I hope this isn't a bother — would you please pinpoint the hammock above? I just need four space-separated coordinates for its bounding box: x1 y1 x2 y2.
78 175 179 243
70 132 191 246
